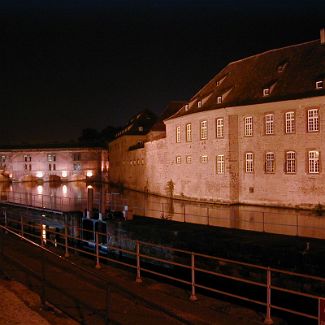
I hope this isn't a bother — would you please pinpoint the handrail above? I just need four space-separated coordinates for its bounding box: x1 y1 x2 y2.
2 213 325 324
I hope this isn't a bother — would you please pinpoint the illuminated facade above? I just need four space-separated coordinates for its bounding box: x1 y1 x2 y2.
110 32 325 209
0 147 108 182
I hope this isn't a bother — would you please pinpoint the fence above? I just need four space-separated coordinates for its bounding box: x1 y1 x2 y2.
1 210 325 324
0 222 111 324
2 189 325 240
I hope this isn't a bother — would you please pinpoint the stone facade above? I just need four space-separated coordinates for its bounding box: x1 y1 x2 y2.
0 147 108 182
109 35 325 209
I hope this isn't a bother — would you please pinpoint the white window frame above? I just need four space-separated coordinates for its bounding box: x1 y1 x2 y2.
176 156 181 164
244 117 253 136
265 152 275 173
200 155 208 163
316 81 324 89
217 155 225 174
308 150 320 174
286 151 296 174
285 111 295 134
176 126 181 143
216 118 224 138
265 114 274 135
217 96 222 104
263 88 270 96
200 120 208 140
198 101 202 108
186 123 192 142
307 109 319 132
186 155 192 164
245 153 254 173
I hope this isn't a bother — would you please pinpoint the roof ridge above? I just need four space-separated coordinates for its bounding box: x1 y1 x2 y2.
229 39 319 66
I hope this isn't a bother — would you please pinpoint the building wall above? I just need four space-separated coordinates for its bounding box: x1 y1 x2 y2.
0 147 107 182
109 94 325 209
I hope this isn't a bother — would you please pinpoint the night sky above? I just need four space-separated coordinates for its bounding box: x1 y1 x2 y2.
1 0 324 145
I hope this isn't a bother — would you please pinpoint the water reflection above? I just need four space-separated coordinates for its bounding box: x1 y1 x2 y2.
1 182 325 240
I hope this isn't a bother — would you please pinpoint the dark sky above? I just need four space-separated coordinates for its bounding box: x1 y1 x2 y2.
1 0 325 144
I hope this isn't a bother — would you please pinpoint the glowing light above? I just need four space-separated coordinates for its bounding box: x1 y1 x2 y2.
37 185 43 194
36 171 43 178
62 171 68 177
9 173 12 178
87 185 93 189
42 224 46 244
62 185 68 195
86 170 93 177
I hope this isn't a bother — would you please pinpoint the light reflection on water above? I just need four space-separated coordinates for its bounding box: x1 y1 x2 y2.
1 182 325 240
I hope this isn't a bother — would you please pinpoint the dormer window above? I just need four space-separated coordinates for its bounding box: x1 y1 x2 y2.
263 88 270 97
138 126 143 132
316 80 324 89
217 96 222 104
198 101 202 108
185 104 189 111
277 62 288 73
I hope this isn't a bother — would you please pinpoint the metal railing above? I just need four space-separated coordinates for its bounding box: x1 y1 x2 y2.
1 212 325 324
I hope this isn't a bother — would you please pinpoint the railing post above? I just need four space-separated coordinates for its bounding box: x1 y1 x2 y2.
136 240 142 283
189 253 198 301
64 224 70 258
40 224 44 246
4 210 8 234
20 216 24 238
95 232 101 269
264 267 273 324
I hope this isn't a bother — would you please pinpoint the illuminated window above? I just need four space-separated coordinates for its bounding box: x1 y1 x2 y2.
185 104 189 111
244 117 253 136
307 109 319 132
316 81 324 89
217 155 224 174
200 120 208 140
24 155 31 162
265 114 274 135
265 152 275 173
263 88 270 96
176 126 181 143
47 154 56 162
198 101 202 108
186 123 192 142
245 153 253 173
176 156 181 164
309 151 320 174
285 111 295 134
186 155 192 164
200 155 208 163
138 126 143 132
217 96 222 104
286 151 296 173
216 118 224 138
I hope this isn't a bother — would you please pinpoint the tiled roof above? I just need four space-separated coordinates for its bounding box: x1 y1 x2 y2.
170 38 325 119
115 110 157 137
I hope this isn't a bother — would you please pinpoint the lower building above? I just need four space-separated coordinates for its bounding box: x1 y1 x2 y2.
0 146 108 183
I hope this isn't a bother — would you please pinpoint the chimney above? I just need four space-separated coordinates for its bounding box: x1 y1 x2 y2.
321 28 325 45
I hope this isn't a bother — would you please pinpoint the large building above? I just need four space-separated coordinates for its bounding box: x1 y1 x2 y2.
0 146 108 183
110 31 325 209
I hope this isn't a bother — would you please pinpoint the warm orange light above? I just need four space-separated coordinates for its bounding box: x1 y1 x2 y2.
62 171 68 177
87 185 93 189
37 185 43 194
86 170 93 177
36 171 43 178
62 185 68 195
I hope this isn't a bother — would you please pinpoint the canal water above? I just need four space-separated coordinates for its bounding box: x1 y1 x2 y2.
1 181 325 240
